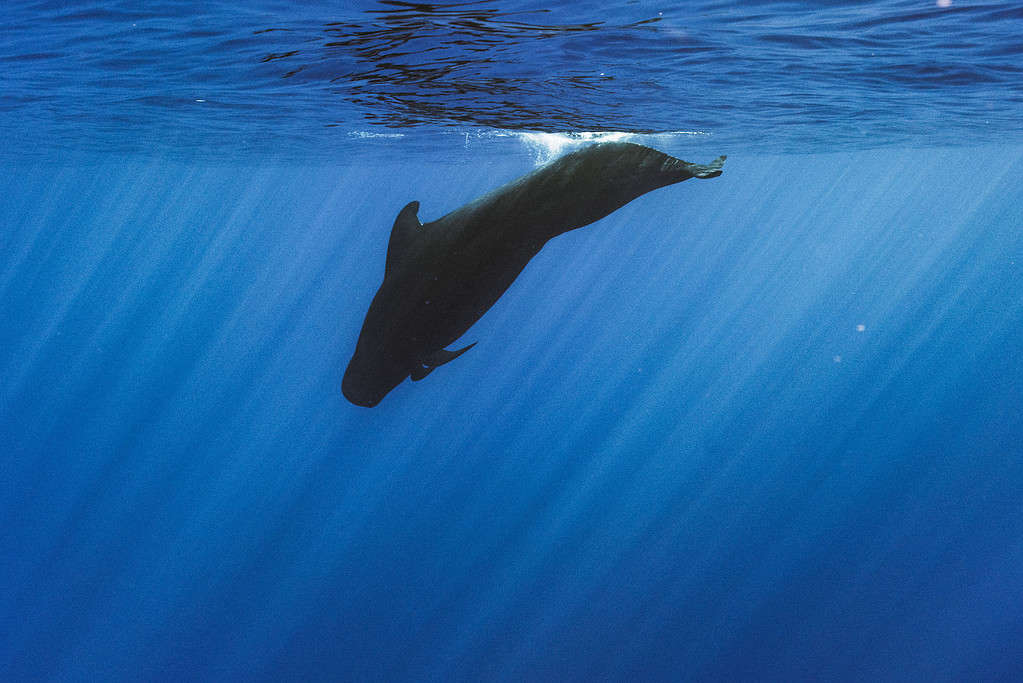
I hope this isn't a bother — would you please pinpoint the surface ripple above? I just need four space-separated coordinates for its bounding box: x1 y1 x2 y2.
1 0 1021 158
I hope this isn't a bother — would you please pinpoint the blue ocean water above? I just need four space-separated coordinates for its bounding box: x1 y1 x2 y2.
2 1 1023 681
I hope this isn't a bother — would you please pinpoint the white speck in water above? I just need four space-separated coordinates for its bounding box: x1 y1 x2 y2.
195 99 205 103
936 0 951 7
856 324 866 332
833 355 842 363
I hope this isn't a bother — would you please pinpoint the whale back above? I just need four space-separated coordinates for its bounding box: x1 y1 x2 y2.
427 143 706 246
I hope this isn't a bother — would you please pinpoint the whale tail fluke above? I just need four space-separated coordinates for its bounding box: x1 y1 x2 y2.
687 155 726 179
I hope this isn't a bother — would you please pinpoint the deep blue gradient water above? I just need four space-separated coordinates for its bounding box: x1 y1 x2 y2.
3 2 1023 681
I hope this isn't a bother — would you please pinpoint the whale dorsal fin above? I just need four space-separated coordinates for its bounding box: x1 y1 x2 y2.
410 342 477 381
385 201 421 279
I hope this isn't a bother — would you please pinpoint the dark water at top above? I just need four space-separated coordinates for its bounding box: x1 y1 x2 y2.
2 0 1022 158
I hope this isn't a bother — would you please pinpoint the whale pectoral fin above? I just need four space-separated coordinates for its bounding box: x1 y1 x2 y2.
427 342 477 367
410 364 434 381
688 155 726 179
410 342 477 382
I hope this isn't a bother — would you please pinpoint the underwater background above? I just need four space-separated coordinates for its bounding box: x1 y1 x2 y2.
2 1 1023 680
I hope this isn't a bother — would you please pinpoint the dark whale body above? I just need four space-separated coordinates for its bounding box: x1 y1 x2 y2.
343 142 725 407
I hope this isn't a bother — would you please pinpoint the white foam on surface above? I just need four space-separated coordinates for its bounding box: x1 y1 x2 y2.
513 130 711 164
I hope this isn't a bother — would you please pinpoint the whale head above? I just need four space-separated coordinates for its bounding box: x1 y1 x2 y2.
342 339 409 407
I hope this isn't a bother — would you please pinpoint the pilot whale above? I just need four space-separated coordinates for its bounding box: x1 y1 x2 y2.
342 142 725 407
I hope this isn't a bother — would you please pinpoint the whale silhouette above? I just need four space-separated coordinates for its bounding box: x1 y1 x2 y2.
343 142 725 407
